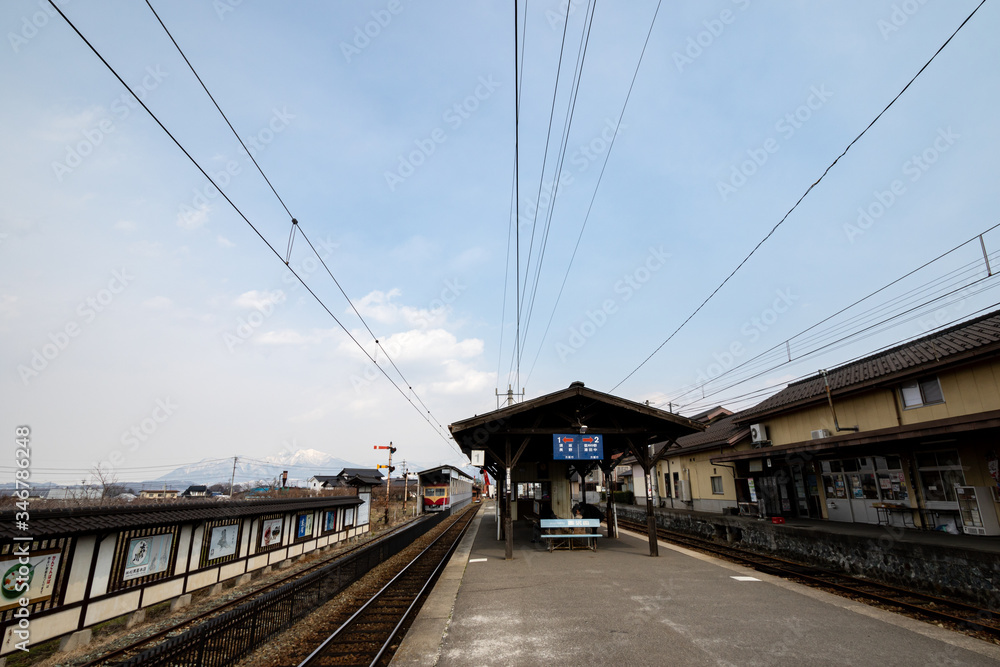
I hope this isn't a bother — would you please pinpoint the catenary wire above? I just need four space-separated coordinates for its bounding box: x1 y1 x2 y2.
49 1 461 456
524 0 663 385
609 0 988 394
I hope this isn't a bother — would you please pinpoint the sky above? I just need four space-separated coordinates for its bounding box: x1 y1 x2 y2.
3 0 1000 485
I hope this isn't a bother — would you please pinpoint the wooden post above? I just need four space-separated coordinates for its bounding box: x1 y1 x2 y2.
644 464 658 557
604 468 617 539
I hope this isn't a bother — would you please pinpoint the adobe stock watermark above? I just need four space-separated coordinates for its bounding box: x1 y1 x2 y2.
384 76 500 192
556 246 670 361
177 107 294 228
98 398 179 472
51 66 168 182
223 290 287 352
843 127 958 244
7 0 71 53
213 0 244 21
717 85 833 201
350 278 466 392
877 0 929 40
673 0 751 73
223 236 338 352
544 0 585 30
340 0 405 62
517 118 625 228
693 288 799 386
17 268 134 385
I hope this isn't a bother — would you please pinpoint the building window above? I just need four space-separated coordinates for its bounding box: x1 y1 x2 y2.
664 473 671 498
711 476 724 495
916 450 965 503
900 377 944 409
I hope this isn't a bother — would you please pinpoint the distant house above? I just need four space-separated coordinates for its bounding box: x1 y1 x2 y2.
181 485 210 498
42 487 102 501
309 468 384 492
139 489 179 499
307 475 340 492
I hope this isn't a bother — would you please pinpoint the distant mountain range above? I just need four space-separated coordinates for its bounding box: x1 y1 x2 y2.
149 448 360 488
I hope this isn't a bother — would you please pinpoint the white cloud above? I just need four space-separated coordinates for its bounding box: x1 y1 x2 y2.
356 289 448 329
234 290 286 310
115 220 136 232
176 204 210 230
428 360 494 395
343 328 482 364
217 235 235 248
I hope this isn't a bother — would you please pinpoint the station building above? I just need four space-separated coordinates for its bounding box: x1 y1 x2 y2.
626 309 1000 536
450 382 703 558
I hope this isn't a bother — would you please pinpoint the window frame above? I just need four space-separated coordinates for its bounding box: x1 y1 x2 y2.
899 376 945 409
710 476 724 495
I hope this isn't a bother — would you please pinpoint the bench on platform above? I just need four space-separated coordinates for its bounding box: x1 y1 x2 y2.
540 518 602 552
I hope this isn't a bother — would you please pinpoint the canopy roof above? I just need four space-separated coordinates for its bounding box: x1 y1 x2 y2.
450 381 703 476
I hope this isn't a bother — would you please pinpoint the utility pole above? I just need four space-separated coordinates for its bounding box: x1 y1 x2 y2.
401 460 408 515
374 442 397 525
229 457 238 497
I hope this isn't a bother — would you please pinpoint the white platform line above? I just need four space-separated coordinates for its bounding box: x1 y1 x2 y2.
469 558 487 563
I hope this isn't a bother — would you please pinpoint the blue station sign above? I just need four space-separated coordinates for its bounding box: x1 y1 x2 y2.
552 434 604 460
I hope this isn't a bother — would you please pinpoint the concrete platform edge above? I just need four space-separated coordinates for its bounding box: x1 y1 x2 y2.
391 507 485 666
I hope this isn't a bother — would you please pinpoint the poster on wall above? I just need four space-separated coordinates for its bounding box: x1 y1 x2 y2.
261 518 283 548
0 549 61 612
208 524 239 561
123 534 173 581
296 513 314 539
345 506 355 526
324 510 337 533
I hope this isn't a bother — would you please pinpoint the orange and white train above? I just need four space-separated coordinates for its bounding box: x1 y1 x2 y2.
419 465 474 513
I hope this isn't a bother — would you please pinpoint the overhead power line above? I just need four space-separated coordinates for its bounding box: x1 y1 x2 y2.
524 0 663 385
50 0 461 457
609 0 988 393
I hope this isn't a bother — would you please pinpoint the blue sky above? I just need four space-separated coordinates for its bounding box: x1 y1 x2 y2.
3 0 1000 484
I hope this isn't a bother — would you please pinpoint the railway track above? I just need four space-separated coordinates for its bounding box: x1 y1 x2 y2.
618 518 1000 642
297 504 479 667
79 517 429 667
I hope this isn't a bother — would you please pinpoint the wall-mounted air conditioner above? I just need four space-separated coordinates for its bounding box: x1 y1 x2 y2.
750 424 768 444
811 429 831 440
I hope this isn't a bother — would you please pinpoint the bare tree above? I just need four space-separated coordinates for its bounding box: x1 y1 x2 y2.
91 464 126 499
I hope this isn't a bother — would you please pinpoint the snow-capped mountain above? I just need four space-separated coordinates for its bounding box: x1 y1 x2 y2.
151 448 361 487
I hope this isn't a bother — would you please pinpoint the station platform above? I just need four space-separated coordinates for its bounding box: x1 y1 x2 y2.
392 502 1000 666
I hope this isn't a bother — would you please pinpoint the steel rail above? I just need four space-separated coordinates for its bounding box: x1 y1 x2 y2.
80 516 428 667
298 506 478 667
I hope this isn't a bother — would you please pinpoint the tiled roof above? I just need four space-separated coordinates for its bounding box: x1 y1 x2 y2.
672 413 749 450
0 496 361 540
738 309 1000 420
339 468 383 479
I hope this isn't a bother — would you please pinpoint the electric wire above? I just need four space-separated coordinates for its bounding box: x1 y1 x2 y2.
678 281 1000 415
518 0 597 367
49 1 460 456
663 225 1000 405
146 0 452 440
609 0 988 393
510 0 574 390
524 0 664 385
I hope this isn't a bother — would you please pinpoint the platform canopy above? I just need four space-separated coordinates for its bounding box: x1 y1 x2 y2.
449 381 703 557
